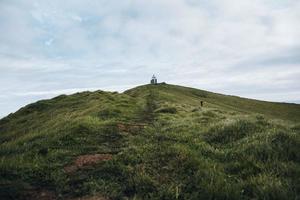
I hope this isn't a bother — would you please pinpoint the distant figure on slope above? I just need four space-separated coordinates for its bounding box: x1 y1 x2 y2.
150 75 158 84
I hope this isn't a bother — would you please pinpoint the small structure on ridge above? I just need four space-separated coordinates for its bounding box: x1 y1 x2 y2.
150 75 158 84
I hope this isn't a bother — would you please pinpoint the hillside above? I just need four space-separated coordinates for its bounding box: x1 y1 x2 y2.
0 83 299 200
126 84 300 122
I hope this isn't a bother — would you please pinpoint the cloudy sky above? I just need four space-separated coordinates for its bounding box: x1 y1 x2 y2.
0 0 300 117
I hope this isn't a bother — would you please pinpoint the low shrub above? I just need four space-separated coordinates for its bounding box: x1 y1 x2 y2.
190 90 208 98
242 173 290 200
98 108 121 120
155 107 177 114
203 120 263 145
202 111 217 118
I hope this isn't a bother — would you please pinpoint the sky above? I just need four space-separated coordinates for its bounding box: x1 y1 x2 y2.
0 0 300 118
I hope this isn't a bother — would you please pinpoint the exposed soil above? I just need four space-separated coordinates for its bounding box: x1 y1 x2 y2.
117 123 146 134
24 189 57 200
64 154 113 173
69 195 108 200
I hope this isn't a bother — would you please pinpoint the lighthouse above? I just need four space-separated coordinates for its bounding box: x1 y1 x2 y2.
150 75 158 84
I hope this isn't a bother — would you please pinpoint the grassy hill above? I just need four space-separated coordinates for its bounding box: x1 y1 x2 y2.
0 83 299 200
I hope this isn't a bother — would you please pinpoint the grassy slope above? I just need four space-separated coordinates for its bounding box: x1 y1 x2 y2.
0 84 299 200
125 84 300 122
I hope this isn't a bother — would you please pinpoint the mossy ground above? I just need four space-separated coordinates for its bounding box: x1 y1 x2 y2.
0 84 299 199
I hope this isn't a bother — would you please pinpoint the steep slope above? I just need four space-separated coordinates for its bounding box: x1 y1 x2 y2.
0 84 299 200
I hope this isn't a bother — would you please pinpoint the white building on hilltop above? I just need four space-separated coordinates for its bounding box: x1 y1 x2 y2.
150 75 158 84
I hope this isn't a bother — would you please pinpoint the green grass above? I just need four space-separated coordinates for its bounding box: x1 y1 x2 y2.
0 83 299 199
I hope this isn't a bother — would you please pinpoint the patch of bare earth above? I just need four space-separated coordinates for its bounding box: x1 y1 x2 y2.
69 195 109 200
64 154 113 173
117 123 146 134
24 189 56 200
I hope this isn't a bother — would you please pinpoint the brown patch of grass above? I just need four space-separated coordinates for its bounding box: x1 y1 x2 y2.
24 189 56 200
69 195 109 200
64 154 113 173
117 123 146 134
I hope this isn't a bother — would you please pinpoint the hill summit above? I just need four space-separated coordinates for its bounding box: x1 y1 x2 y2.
0 84 299 200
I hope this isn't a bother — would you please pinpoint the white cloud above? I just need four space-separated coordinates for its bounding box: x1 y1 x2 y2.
45 38 54 46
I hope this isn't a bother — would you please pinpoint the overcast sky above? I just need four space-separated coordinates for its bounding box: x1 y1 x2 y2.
0 0 300 118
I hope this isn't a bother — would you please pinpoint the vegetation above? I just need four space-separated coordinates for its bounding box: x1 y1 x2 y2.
0 83 299 199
